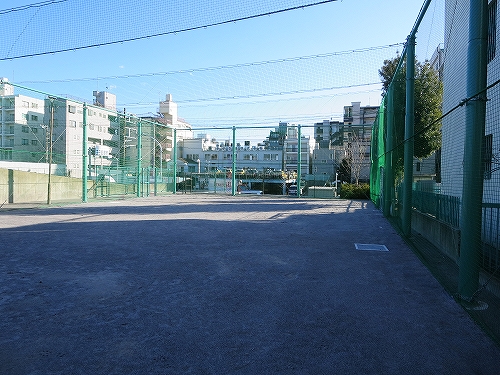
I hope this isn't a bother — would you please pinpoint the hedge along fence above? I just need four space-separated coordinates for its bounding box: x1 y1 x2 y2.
339 183 370 199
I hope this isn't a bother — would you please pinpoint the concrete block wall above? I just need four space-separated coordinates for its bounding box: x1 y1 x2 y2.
0 168 82 204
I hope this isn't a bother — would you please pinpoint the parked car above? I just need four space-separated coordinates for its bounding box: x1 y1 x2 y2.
288 184 302 196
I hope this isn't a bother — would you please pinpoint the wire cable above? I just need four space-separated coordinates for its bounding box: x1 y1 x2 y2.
0 0 339 61
0 0 69 15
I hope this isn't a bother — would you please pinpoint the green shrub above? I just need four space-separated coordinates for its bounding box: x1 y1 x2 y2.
339 183 370 199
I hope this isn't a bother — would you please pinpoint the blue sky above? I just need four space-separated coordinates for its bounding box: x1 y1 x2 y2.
0 0 442 139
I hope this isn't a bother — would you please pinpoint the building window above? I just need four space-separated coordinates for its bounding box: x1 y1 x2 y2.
488 0 497 63
22 139 29 145
70 120 77 128
32 127 38 133
31 102 38 109
22 126 29 133
31 140 37 146
416 162 421 172
1 149 13 160
31 115 38 121
68 105 76 113
483 133 493 179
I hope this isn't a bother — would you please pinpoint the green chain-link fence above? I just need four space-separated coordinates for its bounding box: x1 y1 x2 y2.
370 0 500 344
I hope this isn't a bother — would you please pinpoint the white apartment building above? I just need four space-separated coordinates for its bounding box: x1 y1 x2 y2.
181 122 311 175
45 95 119 178
0 82 194 179
141 94 193 167
282 125 311 176
312 102 378 183
182 134 283 172
0 79 45 164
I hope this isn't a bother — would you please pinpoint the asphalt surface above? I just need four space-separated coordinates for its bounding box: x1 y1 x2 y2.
1 195 499 374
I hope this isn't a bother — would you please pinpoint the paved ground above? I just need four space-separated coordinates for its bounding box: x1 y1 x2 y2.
1 195 499 374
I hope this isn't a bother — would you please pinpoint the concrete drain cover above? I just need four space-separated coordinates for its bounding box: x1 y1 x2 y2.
355 243 389 252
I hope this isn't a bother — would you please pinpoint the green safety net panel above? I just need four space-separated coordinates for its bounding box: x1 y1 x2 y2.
370 96 386 207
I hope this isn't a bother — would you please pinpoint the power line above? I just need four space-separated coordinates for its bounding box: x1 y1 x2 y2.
114 82 380 109
0 0 69 15
173 83 381 104
1 0 339 61
18 43 402 84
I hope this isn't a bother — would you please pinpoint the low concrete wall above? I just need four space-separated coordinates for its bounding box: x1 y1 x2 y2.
0 169 9 203
412 209 500 299
1 169 82 204
307 187 336 199
412 209 460 263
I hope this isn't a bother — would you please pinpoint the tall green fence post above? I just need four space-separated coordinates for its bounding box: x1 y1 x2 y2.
402 34 416 237
137 119 142 197
384 87 394 217
297 125 302 197
173 129 177 194
459 0 488 301
46 97 55 205
82 103 88 203
232 126 236 195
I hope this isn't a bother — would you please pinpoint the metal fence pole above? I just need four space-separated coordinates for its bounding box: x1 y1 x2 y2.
297 125 302 197
46 97 55 205
459 0 488 301
82 103 88 203
173 128 177 194
384 87 394 217
136 119 142 197
402 34 416 237
232 126 236 195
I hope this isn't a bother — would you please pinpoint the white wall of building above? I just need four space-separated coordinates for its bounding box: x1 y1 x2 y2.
0 82 45 163
441 0 500 202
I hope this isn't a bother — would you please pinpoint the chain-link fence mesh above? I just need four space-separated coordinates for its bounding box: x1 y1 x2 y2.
0 85 315 203
370 0 500 344
1 0 500 346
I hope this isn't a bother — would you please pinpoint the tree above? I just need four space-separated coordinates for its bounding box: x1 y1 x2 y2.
346 130 370 184
338 157 351 183
379 55 443 161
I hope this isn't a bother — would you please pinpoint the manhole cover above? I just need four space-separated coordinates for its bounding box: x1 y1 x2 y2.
354 243 389 252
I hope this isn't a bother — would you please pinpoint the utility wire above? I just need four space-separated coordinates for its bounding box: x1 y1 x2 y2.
0 0 69 15
18 43 402 84
0 0 339 61
116 82 381 107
